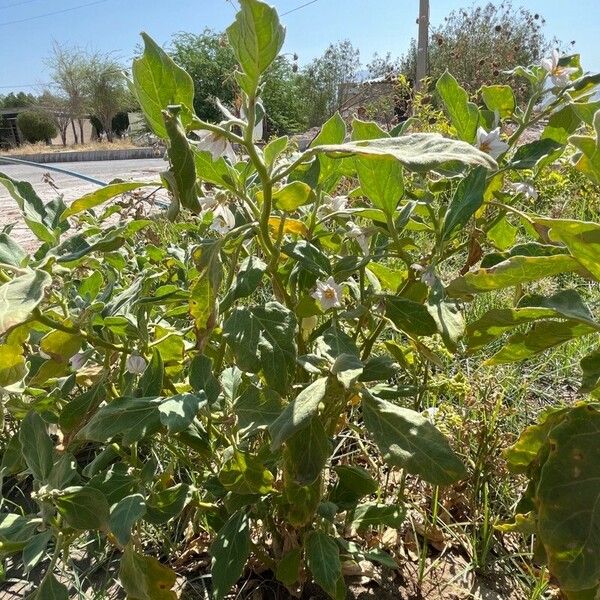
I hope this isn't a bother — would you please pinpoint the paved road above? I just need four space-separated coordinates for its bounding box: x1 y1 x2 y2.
0 158 168 247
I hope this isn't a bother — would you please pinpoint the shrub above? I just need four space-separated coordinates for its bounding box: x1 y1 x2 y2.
16 109 58 143
0 2 599 599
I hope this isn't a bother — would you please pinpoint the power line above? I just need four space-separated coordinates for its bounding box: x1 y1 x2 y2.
0 0 45 11
0 83 50 89
0 0 109 27
281 0 319 17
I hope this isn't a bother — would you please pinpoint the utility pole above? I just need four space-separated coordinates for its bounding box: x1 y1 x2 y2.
416 0 429 91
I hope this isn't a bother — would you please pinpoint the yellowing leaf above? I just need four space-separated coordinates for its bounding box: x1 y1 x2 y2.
268 217 308 237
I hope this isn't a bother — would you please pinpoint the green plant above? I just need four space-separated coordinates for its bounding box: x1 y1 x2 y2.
0 2 599 599
16 109 58 144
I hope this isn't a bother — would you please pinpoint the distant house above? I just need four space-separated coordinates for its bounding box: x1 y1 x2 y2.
0 106 94 149
338 74 412 124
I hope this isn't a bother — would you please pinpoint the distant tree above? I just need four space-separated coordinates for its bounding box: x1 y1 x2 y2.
170 30 238 123
0 92 36 109
84 54 129 142
367 52 402 79
37 91 71 146
46 42 90 144
169 30 306 135
299 40 361 126
16 110 57 144
401 2 554 93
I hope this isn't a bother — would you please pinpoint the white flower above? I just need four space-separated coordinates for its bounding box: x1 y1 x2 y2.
312 276 343 311
196 130 237 163
200 195 236 234
476 127 509 159
69 353 87 371
346 222 370 255
512 181 538 200
318 195 348 217
126 354 147 375
541 50 577 87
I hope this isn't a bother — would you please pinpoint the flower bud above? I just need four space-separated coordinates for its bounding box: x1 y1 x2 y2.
126 354 147 375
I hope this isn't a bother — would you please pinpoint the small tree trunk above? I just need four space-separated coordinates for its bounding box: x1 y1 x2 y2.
60 126 67 146
70 119 79 145
78 119 85 145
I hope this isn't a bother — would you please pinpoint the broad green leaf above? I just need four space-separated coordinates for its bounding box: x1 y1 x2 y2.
283 240 331 277
305 531 345 600
542 104 583 144
504 406 569 473
59 385 105 433
510 138 563 170
19 412 54 483
536 405 600 592
137 349 164 397
192 148 237 189
384 296 438 337
362 391 466 485
110 494 146 545
223 302 297 394
367 262 405 291
0 269 51 335
77 396 185 444
535 217 600 280
0 233 26 267
436 70 479 142
285 417 331 485
485 321 596 365
331 353 364 389
189 276 215 332
220 450 274 495
233 385 281 436
220 256 267 312
487 215 517 250
264 135 289 167
0 174 54 243
40 329 82 363
351 503 405 531
0 513 42 554
189 354 220 404
0 344 26 386
314 133 497 172
441 166 487 240
276 547 302 587
355 155 404 215
119 545 177 600
351 118 389 141
581 350 600 395
132 32 195 139
226 0 285 96
163 106 199 214
22 530 52 573
157 393 206 433
61 182 155 219
210 511 251 600
272 181 315 211
330 465 378 510
315 324 359 360
145 484 191 524
480 84 516 119
31 574 69 600
310 112 346 189
269 377 328 450
466 290 599 351
569 109 600 184
447 254 582 296
55 486 110 530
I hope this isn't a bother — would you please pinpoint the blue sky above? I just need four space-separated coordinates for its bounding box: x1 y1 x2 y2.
1 0 599 94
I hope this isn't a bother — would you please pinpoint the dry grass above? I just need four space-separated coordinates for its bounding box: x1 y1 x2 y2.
0 138 139 156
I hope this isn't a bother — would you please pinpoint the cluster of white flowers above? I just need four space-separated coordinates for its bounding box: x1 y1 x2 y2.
195 130 236 163
200 195 236 234
511 181 538 200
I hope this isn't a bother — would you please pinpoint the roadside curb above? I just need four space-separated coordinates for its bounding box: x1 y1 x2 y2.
0 147 165 164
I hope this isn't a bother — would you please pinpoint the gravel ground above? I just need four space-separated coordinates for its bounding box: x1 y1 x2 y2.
0 158 168 247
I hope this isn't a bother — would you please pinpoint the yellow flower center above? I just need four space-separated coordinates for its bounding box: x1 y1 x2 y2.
323 288 336 300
